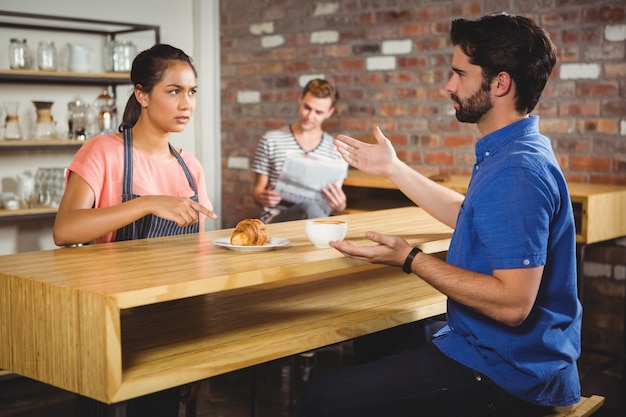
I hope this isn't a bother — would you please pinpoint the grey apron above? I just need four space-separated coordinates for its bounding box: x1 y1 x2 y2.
116 126 200 241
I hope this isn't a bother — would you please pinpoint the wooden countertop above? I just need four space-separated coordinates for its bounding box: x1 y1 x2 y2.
0 207 452 309
0 207 452 403
343 169 626 244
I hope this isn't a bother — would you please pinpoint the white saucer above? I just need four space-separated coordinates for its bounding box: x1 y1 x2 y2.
212 237 290 252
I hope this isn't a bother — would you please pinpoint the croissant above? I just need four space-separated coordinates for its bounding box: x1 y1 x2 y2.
230 219 270 246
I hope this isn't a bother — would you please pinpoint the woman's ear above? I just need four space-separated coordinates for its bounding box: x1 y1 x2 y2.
134 84 148 108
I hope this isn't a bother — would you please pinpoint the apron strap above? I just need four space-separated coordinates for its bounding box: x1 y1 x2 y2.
122 126 198 198
122 125 134 198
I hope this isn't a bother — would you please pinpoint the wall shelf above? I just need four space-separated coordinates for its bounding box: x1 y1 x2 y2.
0 139 85 151
0 11 160 223
0 207 56 222
0 69 131 86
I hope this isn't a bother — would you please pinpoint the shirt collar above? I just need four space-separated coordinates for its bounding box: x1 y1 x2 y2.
474 116 539 165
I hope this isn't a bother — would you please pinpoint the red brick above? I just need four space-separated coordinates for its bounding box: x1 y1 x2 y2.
604 62 626 78
583 5 625 23
409 104 439 117
400 150 425 164
443 135 473 148
387 133 409 147
398 119 430 132
576 81 619 97
286 61 310 72
324 45 352 58
380 104 408 116
570 156 612 171
577 118 619 134
560 100 600 116
425 151 454 165
380 10 414 23
338 59 365 71
260 62 284 74
562 28 602 43
539 117 577 134
399 22 429 36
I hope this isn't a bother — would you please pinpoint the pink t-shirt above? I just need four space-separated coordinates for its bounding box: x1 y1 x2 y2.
68 133 210 243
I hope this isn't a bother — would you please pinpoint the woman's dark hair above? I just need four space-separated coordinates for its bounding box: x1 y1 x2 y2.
120 44 197 130
450 13 557 114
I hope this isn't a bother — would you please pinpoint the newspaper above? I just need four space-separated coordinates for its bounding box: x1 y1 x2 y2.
275 152 348 206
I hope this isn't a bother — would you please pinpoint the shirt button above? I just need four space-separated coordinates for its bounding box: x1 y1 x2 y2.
523 259 530 266
485 151 490 157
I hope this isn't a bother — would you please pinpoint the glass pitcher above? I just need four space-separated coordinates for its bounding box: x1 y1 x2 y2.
3 101 23 140
33 101 56 140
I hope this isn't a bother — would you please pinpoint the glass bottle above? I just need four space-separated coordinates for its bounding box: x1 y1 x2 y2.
67 99 89 140
37 41 58 71
95 88 116 134
8 38 32 69
3 101 23 140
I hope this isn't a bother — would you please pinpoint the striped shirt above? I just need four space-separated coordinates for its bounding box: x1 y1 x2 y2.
252 125 344 189
251 125 345 221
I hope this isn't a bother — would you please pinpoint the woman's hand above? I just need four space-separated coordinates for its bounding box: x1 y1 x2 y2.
147 195 216 227
329 231 413 268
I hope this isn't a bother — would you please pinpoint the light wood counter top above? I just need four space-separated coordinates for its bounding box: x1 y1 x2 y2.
343 169 626 244
0 207 452 404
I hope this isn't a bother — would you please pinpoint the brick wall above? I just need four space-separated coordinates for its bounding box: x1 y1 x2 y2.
581 238 626 355
219 0 626 228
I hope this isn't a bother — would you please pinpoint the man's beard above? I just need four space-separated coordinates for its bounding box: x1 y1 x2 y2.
452 79 493 124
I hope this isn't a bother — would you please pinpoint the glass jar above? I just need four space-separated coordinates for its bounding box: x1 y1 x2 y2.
8 38 32 70
112 40 137 72
37 41 58 71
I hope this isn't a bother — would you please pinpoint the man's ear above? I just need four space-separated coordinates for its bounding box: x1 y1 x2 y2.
493 72 512 97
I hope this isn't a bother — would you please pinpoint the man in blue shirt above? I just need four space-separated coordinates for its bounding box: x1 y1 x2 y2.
298 12 581 417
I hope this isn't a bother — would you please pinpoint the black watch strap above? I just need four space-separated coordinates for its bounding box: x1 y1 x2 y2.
402 247 421 274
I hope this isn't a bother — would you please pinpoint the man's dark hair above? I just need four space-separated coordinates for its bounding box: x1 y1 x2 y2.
451 12 557 114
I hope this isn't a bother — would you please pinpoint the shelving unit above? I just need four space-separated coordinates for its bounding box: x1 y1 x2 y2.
0 69 131 86
0 11 160 222
0 139 84 151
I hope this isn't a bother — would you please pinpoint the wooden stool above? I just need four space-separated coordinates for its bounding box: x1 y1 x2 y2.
546 395 605 417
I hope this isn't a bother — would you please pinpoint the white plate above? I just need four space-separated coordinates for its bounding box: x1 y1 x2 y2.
212 237 290 252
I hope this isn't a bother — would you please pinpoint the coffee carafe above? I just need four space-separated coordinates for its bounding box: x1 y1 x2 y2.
3 101 23 140
33 101 56 140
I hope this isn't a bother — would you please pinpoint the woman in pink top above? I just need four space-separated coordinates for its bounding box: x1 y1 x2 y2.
53 44 216 416
53 44 216 246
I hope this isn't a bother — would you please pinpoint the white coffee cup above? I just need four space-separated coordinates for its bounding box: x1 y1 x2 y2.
305 219 348 248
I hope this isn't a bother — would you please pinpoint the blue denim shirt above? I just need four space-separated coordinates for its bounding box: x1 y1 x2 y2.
433 116 582 406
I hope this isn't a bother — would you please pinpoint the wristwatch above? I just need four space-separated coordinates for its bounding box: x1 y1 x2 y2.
402 246 422 274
